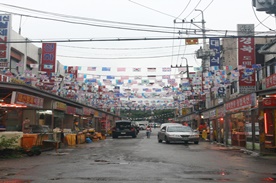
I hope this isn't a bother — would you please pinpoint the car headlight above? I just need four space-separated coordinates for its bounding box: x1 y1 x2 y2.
190 134 199 138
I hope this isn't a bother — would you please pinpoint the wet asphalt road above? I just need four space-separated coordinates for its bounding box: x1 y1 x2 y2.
0 128 276 183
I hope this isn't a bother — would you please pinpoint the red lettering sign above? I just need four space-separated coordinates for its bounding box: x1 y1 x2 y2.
40 43 56 76
265 73 276 89
263 98 276 107
225 94 255 111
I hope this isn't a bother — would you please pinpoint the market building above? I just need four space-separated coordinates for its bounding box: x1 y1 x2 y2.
0 18 121 149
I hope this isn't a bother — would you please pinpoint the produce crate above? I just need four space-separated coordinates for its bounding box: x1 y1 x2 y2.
21 134 38 149
66 134 76 146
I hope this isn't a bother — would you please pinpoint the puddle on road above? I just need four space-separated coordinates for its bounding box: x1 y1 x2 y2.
91 159 130 165
194 178 231 181
0 180 32 183
183 170 230 175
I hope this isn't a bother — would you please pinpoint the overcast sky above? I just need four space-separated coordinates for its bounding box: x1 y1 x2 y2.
1 0 275 77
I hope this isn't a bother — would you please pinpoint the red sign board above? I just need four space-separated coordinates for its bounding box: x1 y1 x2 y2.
237 24 256 94
0 15 11 67
11 91 44 108
265 73 276 89
263 98 276 107
225 93 255 111
66 106 76 115
41 43 56 76
83 107 93 116
238 37 255 87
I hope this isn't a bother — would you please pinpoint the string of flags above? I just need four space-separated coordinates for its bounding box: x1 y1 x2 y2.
0 63 263 110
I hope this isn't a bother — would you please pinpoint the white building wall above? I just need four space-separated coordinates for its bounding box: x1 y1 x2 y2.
11 30 40 63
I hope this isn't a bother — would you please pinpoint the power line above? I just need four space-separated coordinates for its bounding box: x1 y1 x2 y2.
5 35 276 44
252 5 274 31
57 53 195 60
11 2 271 37
128 0 178 19
1 7 274 36
184 0 202 20
175 0 192 20
0 10 178 35
0 3 196 31
192 0 214 20
58 44 202 50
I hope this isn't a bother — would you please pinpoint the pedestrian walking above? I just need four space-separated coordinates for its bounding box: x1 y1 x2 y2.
22 117 31 133
146 125 152 138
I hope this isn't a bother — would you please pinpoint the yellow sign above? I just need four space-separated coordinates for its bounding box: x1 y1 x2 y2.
53 101 67 111
185 38 199 45
182 108 187 116
94 111 99 118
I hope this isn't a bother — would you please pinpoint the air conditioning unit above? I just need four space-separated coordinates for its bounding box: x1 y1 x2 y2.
255 0 273 11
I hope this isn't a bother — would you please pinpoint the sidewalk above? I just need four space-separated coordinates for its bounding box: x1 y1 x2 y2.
207 140 276 159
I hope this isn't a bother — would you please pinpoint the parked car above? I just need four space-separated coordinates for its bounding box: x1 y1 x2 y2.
158 125 199 144
139 124 146 130
131 121 140 134
112 120 137 138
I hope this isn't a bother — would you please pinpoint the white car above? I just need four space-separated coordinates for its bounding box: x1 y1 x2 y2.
158 125 199 144
160 123 182 129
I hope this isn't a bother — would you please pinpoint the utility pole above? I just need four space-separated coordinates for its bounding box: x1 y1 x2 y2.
194 9 212 110
171 57 193 119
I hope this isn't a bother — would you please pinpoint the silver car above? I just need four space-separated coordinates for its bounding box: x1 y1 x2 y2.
158 125 199 144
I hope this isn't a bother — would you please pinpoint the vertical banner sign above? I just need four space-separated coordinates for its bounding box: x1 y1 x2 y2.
209 38 220 67
0 14 11 68
41 43 56 76
237 24 255 94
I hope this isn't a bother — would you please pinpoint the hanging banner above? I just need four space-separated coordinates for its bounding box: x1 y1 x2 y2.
67 66 78 79
0 14 11 68
41 43 57 76
209 38 220 67
237 24 256 94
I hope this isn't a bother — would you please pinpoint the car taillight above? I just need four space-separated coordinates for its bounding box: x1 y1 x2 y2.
131 128 135 132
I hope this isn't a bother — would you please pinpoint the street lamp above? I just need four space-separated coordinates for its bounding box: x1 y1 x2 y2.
195 9 206 49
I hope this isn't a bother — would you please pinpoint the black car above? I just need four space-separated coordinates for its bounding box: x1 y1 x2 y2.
112 120 137 138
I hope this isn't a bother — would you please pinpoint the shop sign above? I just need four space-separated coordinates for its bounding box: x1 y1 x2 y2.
265 73 276 89
0 14 11 68
83 107 93 116
202 111 210 119
263 98 276 107
225 93 256 111
237 24 256 94
66 106 76 115
76 108 83 115
41 43 56 76
11 91 44 108
216 107 225 118
209 109 216 118
182 108 188 116
53 101 66 111
94 111 99 118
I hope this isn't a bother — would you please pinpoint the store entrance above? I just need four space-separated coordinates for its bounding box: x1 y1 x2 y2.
264 109 276 149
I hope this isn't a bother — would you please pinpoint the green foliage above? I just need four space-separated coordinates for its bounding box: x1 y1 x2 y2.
0 135 20 150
